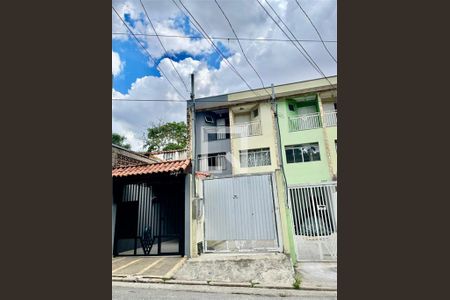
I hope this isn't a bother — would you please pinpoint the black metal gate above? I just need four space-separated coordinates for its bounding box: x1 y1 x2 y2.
113 181 184 256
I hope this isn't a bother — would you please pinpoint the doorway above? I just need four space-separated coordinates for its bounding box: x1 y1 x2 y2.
113 179 184 256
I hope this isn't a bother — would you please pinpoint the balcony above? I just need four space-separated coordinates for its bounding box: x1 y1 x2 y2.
197 153 227 172
288 110 337 132
289 112 322 132
232 120 262 138
203 126 230 141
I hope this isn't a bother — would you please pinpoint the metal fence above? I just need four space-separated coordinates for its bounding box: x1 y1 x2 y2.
289 183 337 261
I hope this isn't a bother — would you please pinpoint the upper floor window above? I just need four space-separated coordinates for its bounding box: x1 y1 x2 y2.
285 143 321 164
240 148 271 168
252 108 259 118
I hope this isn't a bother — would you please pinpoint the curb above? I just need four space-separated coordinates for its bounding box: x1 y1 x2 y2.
111 276 337 292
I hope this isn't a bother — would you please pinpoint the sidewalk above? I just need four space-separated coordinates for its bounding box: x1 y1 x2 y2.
295 261 337 290
172 253 295 289
112 254 337 292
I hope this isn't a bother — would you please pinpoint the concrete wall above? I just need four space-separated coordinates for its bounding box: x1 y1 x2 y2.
274 170 297 263
230 102 279 175
112 145 158 167
325 126 337 176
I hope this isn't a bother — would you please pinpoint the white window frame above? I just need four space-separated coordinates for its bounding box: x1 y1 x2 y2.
285 143 321 164
239 148 271 168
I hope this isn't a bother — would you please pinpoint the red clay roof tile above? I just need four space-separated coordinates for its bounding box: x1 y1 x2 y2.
112 159 190 177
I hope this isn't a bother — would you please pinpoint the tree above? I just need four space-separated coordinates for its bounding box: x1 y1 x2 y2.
145 121 187 152
112 133 131 149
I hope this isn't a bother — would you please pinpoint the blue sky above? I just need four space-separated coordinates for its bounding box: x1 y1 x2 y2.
113 13 232 94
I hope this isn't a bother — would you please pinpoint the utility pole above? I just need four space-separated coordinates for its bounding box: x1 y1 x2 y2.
271 84 282 169
190 73 196 196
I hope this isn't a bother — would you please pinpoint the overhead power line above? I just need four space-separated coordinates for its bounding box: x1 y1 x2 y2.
256 0 334 88
214 0 271 97
112 98 188 102
112 32 337 43
174 0 263 98
294 0 337 63
112 6 187 99
140 0 189 93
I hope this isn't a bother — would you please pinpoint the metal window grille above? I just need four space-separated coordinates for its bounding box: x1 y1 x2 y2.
240 148 271 168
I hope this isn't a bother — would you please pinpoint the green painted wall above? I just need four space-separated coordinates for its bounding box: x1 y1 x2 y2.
277 99 334 186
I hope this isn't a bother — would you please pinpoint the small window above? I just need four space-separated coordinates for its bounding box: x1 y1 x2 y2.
285 143 321 164
288 104 295 111
334 102 337 111
204 115 214 124
335 140 337 152
240 148 271 168
252 108 259 118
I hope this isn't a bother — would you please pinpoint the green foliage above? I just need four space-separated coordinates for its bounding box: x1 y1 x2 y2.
145 121 187 152
293 274 302 289
112 133 131 149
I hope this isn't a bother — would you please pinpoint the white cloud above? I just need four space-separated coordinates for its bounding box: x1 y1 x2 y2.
112 0 337 151
112 51 124 76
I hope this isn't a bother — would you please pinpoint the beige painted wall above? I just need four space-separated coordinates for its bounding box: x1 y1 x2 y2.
230 102 279 175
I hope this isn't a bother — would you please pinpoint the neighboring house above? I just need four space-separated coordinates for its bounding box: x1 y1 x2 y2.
149 149 188 161
187 76 338 262
112 144 159 168
112 159 192 257
278 89 337 185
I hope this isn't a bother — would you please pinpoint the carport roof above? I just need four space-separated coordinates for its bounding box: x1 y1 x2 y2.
112 159 190 177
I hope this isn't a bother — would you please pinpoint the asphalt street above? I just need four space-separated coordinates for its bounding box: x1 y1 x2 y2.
112 282 337 299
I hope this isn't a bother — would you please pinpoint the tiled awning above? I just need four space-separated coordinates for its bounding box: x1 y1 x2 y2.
112 159 190 178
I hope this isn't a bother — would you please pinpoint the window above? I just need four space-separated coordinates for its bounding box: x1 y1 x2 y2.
198 153 226 171
252 108 259 118
240 148 271 168
204 115 214 124
288 104 295 111
285 143 321 163
334 102 337 111
335 140 337 152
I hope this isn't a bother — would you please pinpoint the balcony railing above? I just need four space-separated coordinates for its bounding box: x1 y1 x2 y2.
288 110 337 132
232 120 262 138
323 110 337 127
197 154 227 172
203 126 230 141
289 112 322 132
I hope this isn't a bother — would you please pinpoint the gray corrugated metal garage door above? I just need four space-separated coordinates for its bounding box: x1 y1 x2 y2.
204 174 277 241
